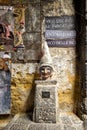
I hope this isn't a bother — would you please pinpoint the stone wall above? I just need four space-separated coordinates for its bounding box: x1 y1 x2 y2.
11 63 38 114
10 0 80 115
51 48 80 112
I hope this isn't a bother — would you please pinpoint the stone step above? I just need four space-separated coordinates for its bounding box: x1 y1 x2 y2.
2 113 84 130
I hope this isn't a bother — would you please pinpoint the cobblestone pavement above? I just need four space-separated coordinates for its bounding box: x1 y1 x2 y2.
2 113 84 130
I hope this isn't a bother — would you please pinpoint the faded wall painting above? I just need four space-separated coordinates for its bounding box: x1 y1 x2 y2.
0 52 11 114
0 6 12 114
0 6 14 51
0 5 26 51
11 6 27 63
13 6 25 48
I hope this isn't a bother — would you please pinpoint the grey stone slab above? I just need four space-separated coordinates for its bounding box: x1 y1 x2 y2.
23 33 41 43
33 81 59 123
64 125 76 130
11 48 25 63
8 123 28 130
35 80 58 85
12 31 41 63
61 116 72 125
34 84 58 108
28 123 47 130
12 46 41 62
69 115 83 125
28 124 36 130
24 42 41 50
25 4 40 32
47 124 63 130
14 116 31 124
83 120 87 130
3 114 31 130
35 107 58 123
74 124 84 130
3 123 13 130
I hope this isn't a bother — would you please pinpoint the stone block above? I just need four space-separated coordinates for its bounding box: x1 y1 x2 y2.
12 44 41 62
83 120 87 130
33 80 59 123
23 33 41 43
47 124 63 130
25 4 40 32
29 123 46 130
34 107 59 123
34 80 58 108
64 125 76 130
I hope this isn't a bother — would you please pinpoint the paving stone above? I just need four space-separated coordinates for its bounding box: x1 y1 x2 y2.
3 113 84 130
28 123 47 130
64 125 76 130
61 116 72 125
83 120 87 130
3 120 15 130
3 114 31 130
69 115 83 125
14 115 31 124
47 124 63 130
35 107 58 123
10 115 31 130
8 123 28 130
75 124 84 130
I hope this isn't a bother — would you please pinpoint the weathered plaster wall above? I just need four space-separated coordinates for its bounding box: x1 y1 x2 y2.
11 63 38 114
10 0 80 115
50 48 80 113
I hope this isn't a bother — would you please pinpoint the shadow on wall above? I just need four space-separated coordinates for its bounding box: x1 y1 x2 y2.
23 73 39 116
73 0 84 115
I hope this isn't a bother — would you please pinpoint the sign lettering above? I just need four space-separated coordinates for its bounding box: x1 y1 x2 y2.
47 39 76 47
45 16 75 30
45 30 76 39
